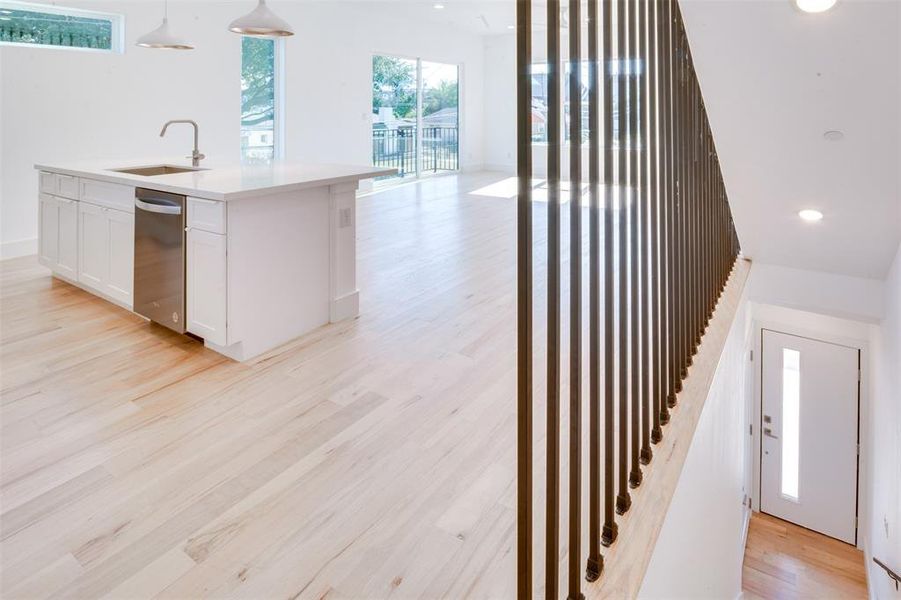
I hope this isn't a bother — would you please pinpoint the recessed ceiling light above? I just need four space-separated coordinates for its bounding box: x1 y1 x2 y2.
795 0 837 13
507 24 515 30
433 3 445 9
823 130 844 142
799 209 824 222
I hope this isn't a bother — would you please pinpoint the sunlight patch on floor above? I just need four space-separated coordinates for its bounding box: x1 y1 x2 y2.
469 176 633 210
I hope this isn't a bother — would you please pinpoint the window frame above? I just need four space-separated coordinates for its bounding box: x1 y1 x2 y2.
0 0 125 54
239 36 285 164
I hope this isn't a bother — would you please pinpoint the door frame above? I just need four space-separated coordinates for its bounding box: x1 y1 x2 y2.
370 51 464 184
751 317 870 549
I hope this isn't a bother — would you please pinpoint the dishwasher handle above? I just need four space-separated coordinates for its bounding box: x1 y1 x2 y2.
135 197 183 215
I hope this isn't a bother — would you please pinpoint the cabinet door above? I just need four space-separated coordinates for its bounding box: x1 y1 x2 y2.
38 194 58 268
56 198 78 279
106 209 134 307
78 203 108 292
186 228 227 345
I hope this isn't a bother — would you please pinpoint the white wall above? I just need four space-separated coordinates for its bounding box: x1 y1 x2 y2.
747 262 885 324
0 0 485 258
638 285 753 600
481 30 591 178
866 242 901 600
482 34 514 173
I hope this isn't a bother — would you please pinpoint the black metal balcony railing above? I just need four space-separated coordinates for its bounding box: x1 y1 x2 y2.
371 126 459 177
516 0 742 597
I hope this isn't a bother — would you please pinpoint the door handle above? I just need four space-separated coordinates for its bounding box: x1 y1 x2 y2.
135 198 182 215
764 427 779 439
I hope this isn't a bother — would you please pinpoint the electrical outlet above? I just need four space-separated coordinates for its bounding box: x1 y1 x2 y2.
339 208 352 228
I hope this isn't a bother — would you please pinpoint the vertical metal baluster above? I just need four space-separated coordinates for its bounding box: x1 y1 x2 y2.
651 0 666 443
640 0 655 465
651 0 675 432
586 0 604 583
616 0 632 517
515 0 532 596
628 0 642 491
567 0 584 594
674 23 683 391
601 0 619 549
545 0 561 593
669 12 679 402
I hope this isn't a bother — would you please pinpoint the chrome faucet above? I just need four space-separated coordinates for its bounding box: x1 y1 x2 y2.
160 120 205 167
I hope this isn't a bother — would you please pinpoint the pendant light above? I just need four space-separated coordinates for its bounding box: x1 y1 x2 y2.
228 0 294 37
136 0 194 50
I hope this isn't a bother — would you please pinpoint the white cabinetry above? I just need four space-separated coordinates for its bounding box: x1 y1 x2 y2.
56 198 78 278
106 209 135 305
186 227 227 345
38 194 58 267
78 201 134 307
38 193 78 279
186 197 227 345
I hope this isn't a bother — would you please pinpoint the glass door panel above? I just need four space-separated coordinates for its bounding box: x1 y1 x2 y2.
372 55 418 181
420 61 459 174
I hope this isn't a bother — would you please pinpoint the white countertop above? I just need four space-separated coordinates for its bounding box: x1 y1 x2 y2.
35 159 396 201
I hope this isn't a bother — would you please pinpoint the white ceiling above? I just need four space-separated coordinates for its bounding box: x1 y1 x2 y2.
381 0 900 278
680 0 901 280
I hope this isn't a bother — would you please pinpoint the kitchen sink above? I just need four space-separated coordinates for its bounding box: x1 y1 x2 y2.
111 165 206 176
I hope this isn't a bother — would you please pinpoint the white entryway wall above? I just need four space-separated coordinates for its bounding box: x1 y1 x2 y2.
746 248 901 597
867 242 901 600
638 276 753 600
0 0 486 258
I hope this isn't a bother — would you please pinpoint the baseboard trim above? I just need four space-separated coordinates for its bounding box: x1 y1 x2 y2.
1 237 37 260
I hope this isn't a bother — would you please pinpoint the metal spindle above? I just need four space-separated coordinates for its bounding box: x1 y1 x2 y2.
616 0 632 517
545 0 561 594
586 0 603 584
514 0 532 595
567 0 584 593
628 0 642 491
601 0 619 549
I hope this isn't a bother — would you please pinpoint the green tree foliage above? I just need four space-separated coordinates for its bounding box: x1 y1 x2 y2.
423 79 458 116
241 37 275 128
372 55 416 119
0 8 111 48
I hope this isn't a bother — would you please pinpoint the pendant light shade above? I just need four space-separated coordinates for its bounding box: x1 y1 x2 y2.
228 0 293 37
136 1 194 49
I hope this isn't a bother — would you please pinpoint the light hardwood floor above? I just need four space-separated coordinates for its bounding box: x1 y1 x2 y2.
1 170 749 599
1 172 527 599
742 512 868 599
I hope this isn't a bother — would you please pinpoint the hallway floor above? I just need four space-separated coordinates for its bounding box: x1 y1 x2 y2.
742 512 868 599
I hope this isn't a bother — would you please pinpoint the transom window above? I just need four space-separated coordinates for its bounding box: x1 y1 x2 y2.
0 1 123 53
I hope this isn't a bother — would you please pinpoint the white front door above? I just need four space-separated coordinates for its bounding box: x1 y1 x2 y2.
760 329 859 544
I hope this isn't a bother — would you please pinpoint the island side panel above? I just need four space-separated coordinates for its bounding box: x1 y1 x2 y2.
223 187 331 360
328 182 360 322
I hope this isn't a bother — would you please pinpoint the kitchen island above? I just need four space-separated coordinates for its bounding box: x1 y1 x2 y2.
34 160 394 361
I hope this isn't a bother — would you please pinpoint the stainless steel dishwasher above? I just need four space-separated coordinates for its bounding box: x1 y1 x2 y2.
134 188 186 334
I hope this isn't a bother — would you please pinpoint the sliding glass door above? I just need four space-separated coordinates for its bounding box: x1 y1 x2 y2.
372 55 459 181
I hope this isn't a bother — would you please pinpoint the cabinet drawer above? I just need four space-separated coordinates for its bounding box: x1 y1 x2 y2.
187 197 226 234
39 171 56 194
56 174 80 200
80 179 135 213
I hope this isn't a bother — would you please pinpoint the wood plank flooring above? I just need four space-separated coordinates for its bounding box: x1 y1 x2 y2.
0 170 752 599
1 172 524 599
742 512 868 599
